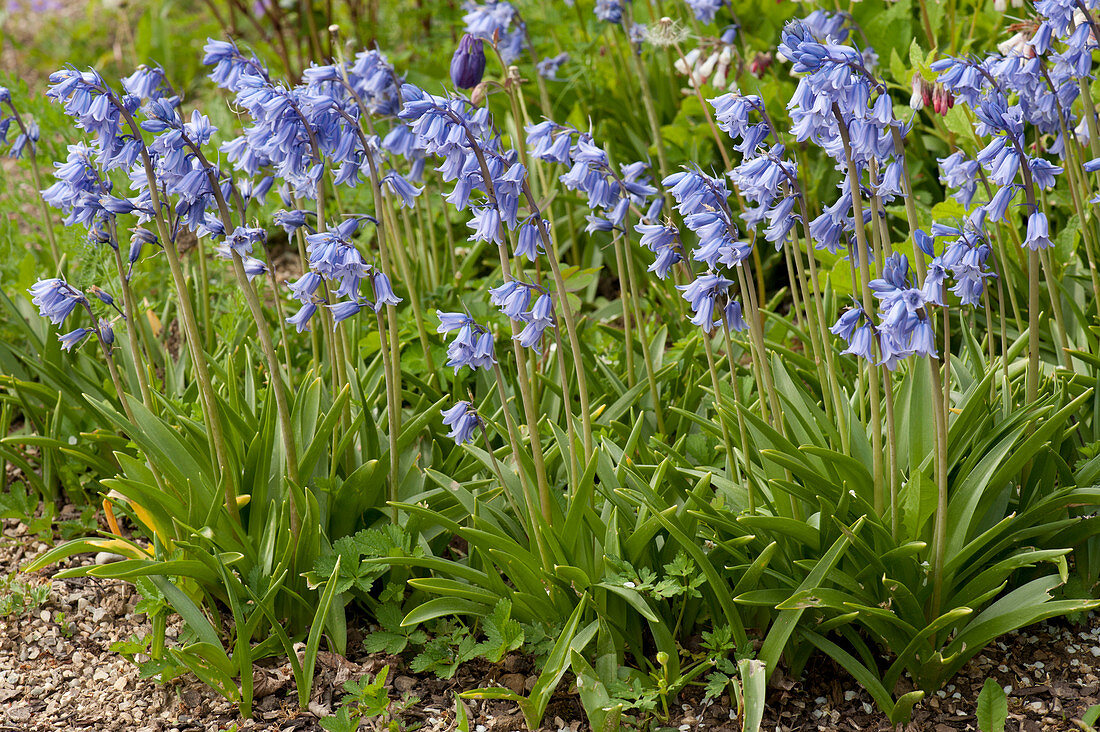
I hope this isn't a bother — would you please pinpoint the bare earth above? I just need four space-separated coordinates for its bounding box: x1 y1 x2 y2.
3 513 1100 732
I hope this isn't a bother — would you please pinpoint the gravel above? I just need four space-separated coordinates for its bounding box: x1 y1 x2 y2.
5 511 1100 731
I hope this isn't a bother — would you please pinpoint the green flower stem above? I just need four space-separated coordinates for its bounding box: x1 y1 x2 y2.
375 306 400 522
329 75 406 446
702 329 736 482
1037 243 1073 372
611 233 637 387
721 322 754 512
379 199 433 372
362 157 405 519
622 6 670 183
520 182 594 461
622 226 667 435
869 187 900 538
835 105 884 517
120 107 236 522
724 261 769 424
735 258 781 429
929 331 950 618
480 423 525 529
551 324 580 490
108 237 155 411
491 363 551 569
204 174 301 534
463 139 551 519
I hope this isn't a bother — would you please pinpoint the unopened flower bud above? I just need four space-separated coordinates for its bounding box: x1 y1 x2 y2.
471 80 490 106
749 51 773 77
450 34 486 90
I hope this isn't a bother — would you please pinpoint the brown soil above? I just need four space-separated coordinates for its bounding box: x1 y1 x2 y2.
2 512 1099 732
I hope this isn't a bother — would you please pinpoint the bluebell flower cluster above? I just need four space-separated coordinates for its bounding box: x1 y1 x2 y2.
441 401 482 445
285 218 400 331
462 0 526 64
528 121 658 235
400 85 539 261
928 222 997 305
931 55 1061 249
120 65 170 103
29 278 118 352
711 92 803 248
489 281 556 353
634 222 683 279
778 16 909 265
677 273 747 333
45 67 160 174
205 38 371 199
594 0 624 24
0 87 39 159
664 169 748 269
867 254 937 368
437 312 497 373
41 143 113 229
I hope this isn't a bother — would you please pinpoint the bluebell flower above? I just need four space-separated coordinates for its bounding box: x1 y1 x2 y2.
371 271 402 309
98 318 115 346
635 222 683 279
594 0 623 24
515 218 545 261
329 299 368 326
58 327 92 351
463 0 526 64
842 323 876 361
830 303 865 342
213 243 268 280
1024 210 1053 250
489 280 534 320
29 278 86 324
383 171 423 207
441 401 482 445
468 206 502 244
274 209 312 236
288 272 324 304
685 0 724 23
287 301 318 332
226 225 266 256
537 53 569 81
939 151 980 209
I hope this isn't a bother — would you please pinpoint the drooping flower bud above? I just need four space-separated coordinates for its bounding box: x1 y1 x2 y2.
450 34 486 90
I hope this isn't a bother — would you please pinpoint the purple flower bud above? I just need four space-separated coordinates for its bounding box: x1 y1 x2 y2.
98 318 115 345
450 34 486 90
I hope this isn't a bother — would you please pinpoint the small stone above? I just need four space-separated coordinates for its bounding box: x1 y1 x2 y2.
94 551 126 565
500 673 525 695
8 705 31 722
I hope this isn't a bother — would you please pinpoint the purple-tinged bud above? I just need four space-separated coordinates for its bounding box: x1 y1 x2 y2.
88 286 115 307
98 318 115 345
451 34 486 90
